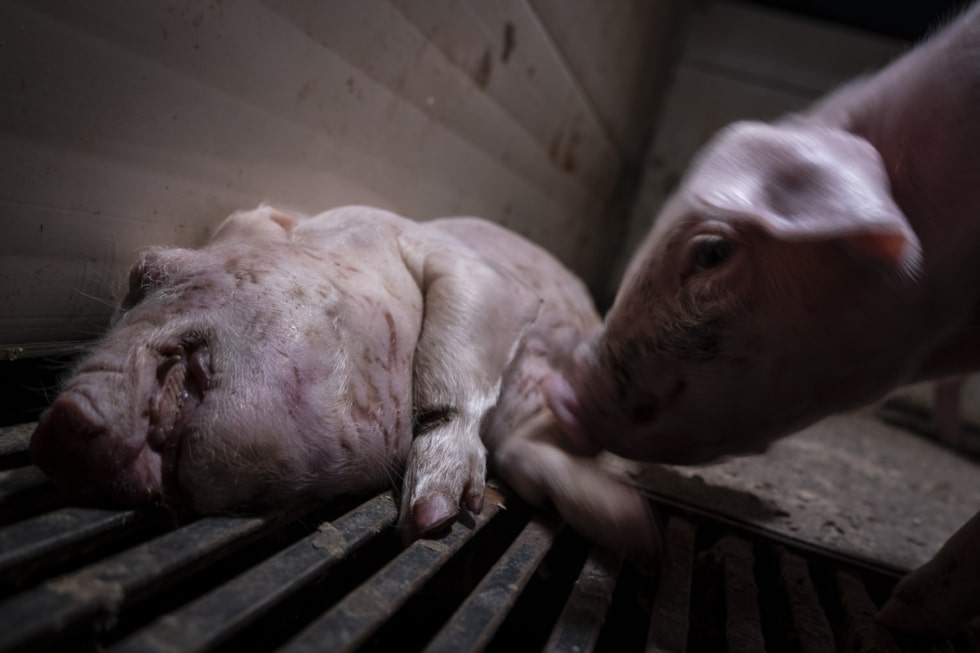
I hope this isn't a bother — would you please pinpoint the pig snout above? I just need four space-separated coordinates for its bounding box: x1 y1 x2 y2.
542 371 631 456
31 394 162 505
30 332 211 507
543 350 674 463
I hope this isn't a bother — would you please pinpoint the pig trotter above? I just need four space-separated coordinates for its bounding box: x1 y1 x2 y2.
399 417 487 537
493 411 661 569
400 236 541 537
411 494 458 533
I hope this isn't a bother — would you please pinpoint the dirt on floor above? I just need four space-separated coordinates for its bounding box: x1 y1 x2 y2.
604 410 980 573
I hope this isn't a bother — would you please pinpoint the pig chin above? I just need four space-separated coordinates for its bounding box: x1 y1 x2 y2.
614 421 773 465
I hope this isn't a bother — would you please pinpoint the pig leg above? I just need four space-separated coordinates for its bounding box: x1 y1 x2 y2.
400 248 542 537
484 335 661 567
877 509 980 634
492 410 661 568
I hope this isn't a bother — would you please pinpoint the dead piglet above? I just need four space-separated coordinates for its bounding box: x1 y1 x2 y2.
29 205 531 537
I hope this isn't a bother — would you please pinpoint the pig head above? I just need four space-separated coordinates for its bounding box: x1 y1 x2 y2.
549 121 930 464
548 4 980 465
31 207 424 517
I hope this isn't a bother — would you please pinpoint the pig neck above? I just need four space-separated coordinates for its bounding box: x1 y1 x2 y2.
811 8 980 373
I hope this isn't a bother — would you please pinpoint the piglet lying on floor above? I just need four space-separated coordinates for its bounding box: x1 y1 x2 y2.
29 205 657 564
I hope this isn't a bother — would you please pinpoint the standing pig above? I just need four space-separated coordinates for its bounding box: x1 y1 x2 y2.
545 2 980 634
29 205 657 562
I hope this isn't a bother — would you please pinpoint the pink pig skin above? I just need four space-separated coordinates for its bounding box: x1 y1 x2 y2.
29 205 658 565
546 2 980 634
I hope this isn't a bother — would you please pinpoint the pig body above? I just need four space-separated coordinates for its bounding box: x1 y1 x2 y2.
30 205 656 560
545 2 980 633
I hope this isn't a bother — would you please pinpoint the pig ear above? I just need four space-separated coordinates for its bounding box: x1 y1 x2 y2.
211 205 299 243
689 122 921 269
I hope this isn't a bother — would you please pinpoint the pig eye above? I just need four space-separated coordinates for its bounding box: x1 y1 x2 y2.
692 235 735 272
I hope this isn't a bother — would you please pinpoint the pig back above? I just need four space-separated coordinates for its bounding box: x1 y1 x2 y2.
428 217 600 337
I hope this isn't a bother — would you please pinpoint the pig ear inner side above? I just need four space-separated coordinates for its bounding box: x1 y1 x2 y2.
848 231 913 262
724 204 921 267
267 209 298 234
211 204 299 243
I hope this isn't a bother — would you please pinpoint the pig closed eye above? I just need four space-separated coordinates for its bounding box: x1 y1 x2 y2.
692 235 735 272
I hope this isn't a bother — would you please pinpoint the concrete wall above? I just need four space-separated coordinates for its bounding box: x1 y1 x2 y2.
0 0 682 356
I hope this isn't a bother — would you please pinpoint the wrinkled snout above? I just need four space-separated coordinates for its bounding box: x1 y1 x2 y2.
543 365 641 458
30 376 166 507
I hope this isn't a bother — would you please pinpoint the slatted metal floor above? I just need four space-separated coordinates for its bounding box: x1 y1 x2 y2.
0 422 976 653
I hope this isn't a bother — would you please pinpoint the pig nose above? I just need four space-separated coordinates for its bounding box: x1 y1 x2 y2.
31 393 161 506
30 394 109 497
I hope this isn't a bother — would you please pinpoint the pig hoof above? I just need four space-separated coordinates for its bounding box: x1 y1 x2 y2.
412 494 459 535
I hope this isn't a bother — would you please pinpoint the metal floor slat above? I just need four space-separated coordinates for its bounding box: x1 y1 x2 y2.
423 514 560 653
0 422 976 653
719 536 766 652
780 549 837 653
0 431 62 525
0 512 285 652
646 517 695 653
279 486 507 653
543 545 621 653
0 467 51 503
0 507 142 579
112 492 400 653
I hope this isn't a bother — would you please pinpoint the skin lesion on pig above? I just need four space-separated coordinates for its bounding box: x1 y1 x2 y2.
29 204 660 567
